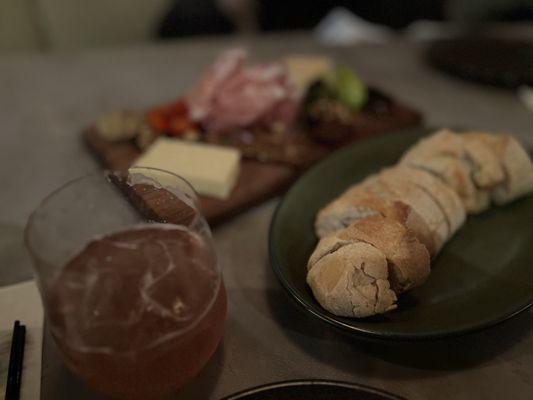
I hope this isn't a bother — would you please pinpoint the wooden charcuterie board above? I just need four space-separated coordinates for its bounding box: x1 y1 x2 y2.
84 95 422 226
84 128 298 225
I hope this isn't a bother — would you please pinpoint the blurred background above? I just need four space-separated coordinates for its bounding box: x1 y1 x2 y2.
1 0 532 53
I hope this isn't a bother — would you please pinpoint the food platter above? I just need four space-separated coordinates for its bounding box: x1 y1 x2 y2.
85 51 421 225
269 127 533 339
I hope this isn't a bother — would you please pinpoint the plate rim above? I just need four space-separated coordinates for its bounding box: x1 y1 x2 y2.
219 379 406 400
268 129 533 341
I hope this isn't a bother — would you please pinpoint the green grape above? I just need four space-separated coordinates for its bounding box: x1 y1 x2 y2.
331 66 368 111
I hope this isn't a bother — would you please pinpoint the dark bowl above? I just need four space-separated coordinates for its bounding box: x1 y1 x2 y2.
220 379 405 400
427 36 533 89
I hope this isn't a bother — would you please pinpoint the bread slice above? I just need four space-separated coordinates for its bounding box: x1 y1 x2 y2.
337 216 431 293
464 132 533 205
401 129 465 161
401 129 505 190
315 194 381 238
380 166 466 238
374 171 449 253
315 185 437 256
359 178 443 255
462 135 505 189
307 234 351 271
402 155 491 213
307 241 397 317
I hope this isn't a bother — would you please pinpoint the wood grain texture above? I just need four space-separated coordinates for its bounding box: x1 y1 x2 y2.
82 81 423 226
83 128 298 225
83 87 423 226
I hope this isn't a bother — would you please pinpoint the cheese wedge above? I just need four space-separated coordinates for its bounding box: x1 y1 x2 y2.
133 137 241 199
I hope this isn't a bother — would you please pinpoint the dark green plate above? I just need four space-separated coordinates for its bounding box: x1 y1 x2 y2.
269 127 533 340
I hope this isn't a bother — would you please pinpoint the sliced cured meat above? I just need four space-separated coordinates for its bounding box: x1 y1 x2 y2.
185 50 299 134
207 63 297 133
259 92 299 127
185 49 246 121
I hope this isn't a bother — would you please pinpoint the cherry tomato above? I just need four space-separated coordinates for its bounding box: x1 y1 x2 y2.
147 99 195 135
147 109 168 133
168 117 197 136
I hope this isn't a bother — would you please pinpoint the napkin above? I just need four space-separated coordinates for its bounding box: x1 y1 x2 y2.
314 7 392 45
0 280 44 400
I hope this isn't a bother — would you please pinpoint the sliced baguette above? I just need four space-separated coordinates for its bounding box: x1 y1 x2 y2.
307 241 397 317
380 166 466 238
315 195 381 238
463 132 533 205
307 234 351 271
315 186 437 256
308 129 533 319
401 128 504 191
401 129 465 161
374 171 449 253
462 135 505 188
337 216 431 293
403 155 491 213
357 177 441 255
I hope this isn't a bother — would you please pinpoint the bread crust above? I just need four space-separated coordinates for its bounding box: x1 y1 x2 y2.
376 171 449 252
315 183 438 255
380 166 466 238
307 241 397 318
402 155 491 213
401 128 505 189
464 132 533 205
337 216 431 293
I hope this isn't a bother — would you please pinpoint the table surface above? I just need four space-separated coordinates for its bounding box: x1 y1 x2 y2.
1 32 532 400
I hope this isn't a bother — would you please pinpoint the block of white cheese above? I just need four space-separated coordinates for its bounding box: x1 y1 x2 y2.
133 137 241 199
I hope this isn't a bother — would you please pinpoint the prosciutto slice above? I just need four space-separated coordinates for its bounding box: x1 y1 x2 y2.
185 49 246 121
185 49 299 134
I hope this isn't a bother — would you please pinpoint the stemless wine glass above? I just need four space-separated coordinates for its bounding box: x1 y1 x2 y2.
25 167 227 400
